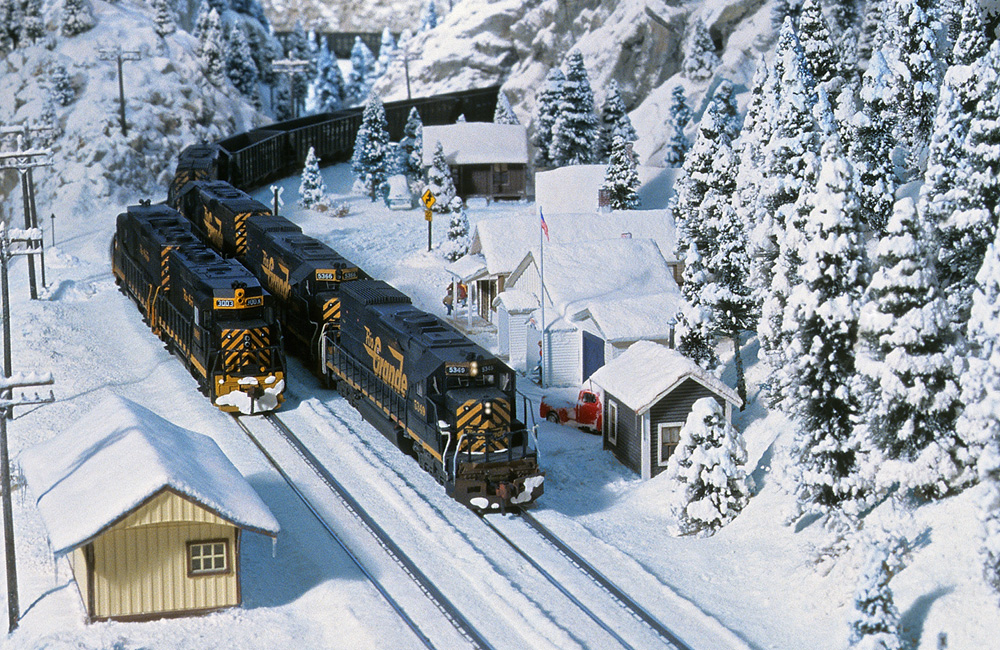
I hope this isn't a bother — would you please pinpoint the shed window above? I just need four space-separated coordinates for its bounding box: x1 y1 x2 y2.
658 423 684 466
607 400 618 446
188 540 229 576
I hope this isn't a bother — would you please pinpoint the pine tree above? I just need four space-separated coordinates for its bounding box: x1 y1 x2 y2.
426 142 457 214
48 62 74 106
346 36 376 106
193 0 212 39
856 198 964 499
441 204 470 262
298 146 326 208
199 9 226 86
850 50 899 234
848 540 904 650
285 22 312 114
0 0 17 53
682 16 720 82
857 0 886 66
226 24 261 106
531 67 565 169
771 0 803 33
60 0 94 37
601 136 640 210
22 0 44 44
664 85 692 166
398 107 423 186
38 92 59 146
797 0 842 88
665 398 750 535
351 94 392 202
313 39 345 112
494 92 519 125
421 0 438 31
597 80 637 162
376 26 396 77
885 0 942 157
951 0 988 66
784 145 869 517
152 0 175 38
550 50 600 167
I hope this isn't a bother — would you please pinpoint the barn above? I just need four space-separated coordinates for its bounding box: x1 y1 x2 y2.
589 341 743 479
422 122 529 201
19 395 280 622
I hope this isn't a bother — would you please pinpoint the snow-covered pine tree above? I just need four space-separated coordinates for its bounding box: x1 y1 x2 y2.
665 397 750 535
60 0 94 37
784 139 869 518
682 16 720 82
420 0 438 31
22 0 44 44
285 22 312 114
376 26 396 77
298 146 326 208
848 540 904 650
199 9 226 86
885 0 942 160
849 50 899 235
313 39 345 113
664 84 692 166
531 67 565 169
274 79 292 121
226 24 261 106
351 94 392 202
193 0 212 39
771 0 803 33
47 62 74 106
345 36 376 107
597 80 637 162
826 0 859 35
855 198 964 499
426 142 457 214
951 0 988 66
38 91 59 146
151 0 175 38
440 204 470 262
398 107 423 186
857 0 884 65
550 49 600 167
494 92 519 125
797 0 842 88
601 136 640 210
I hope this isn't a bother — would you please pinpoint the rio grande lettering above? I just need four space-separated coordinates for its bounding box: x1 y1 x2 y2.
364 327 408 396
260 251 292 299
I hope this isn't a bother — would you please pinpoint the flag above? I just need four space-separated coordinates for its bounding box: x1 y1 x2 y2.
540 208 550 241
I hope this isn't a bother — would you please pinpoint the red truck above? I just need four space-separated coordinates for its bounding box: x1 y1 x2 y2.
539 387 603 434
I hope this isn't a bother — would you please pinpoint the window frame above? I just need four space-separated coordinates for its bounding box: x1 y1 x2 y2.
607 400 618 446
187 538 231 577
657 422 685 467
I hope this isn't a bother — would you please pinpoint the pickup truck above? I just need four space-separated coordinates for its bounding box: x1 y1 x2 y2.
539 387 603 434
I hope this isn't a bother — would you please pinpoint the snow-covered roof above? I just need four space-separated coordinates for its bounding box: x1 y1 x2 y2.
577 292 686 342
468 209 678 277
445 252 488 282
589 341 742 414
19 396 280 556
494 288 538 313
422 123 528 166
507 238 679 318
535 165 677 214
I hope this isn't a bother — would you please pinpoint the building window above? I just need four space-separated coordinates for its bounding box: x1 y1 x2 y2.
658 423 684 466
188 540 229 576
607 400 618 445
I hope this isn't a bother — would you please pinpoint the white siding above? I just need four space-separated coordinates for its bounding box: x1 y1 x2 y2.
508 312 530 372
497 307 510 357
544 328 581 387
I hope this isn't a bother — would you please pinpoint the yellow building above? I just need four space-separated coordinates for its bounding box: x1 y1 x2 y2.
20 396 279 622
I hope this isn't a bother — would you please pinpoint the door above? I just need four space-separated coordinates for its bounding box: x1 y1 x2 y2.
582 331 605 380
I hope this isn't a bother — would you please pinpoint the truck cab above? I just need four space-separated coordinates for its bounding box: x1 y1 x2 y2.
539 387 603 434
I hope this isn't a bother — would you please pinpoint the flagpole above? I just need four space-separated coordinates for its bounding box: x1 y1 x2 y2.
539 207 546 389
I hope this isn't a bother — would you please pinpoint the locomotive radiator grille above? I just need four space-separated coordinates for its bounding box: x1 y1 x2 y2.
235 212 250 257
221 326 273 370
456 398 512 452
323 297 341 323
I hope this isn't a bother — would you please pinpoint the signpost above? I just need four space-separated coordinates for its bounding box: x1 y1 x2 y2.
422 189 435 252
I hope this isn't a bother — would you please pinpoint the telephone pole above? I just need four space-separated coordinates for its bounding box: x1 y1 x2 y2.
97 47 141 136
0 127 53 300
272 59 311 119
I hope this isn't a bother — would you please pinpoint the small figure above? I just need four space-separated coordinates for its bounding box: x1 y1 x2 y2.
443 284 454 315
457 282 468 306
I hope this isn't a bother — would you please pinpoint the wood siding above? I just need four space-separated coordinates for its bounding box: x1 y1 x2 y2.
647 378 724 479
604 395 642 475
544 328 580 387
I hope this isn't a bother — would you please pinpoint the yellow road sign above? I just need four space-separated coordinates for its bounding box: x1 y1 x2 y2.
425 209 433 222
421 189 436 209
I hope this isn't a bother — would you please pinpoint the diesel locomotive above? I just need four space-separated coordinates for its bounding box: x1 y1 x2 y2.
111 202 286 414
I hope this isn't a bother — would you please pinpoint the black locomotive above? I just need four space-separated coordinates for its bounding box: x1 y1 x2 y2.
111 203 286 414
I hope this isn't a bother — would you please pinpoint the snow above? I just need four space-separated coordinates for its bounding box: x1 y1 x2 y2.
581 292 687 342
421 123 528 165
19 395 279 556
535 164 674 214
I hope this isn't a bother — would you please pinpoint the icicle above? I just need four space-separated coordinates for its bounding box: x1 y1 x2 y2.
272 536 277 558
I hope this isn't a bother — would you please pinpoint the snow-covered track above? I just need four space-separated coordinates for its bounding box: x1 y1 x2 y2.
233 413 494 650
483 512 694 650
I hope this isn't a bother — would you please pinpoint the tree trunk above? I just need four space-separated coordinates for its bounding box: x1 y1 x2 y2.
732 326 746 410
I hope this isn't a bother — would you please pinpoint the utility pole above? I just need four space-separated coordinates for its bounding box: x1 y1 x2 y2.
97 47 141 136
0 127 53 300
272 59 311 119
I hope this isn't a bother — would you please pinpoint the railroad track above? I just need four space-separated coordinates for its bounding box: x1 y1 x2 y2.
482 511 694 650
233 413 493 650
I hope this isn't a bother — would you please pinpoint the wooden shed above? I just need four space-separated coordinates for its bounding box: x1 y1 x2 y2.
422 123 529 201
589 341 742 479
19 396 279 622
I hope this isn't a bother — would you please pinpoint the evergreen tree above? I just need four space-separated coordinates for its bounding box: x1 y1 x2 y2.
885 0 942 157
665 397 750 535
193 0 212 39
797 0 842 88
951 0 988 66
664 85 692 166
376 26 396 77
601 136 640 210
38 92 59 146
550 50 600 167
848 540 904 650
152 0 175 38
856 198 964 499
849 50 899 234
226 24 261 106
398 107 423 186
771 0 803 33
285 22 312 114
312 39 345 112
298 146 326 208
682 17 720 82
857 0 885 66
60 0 94 37
345 36 376 106
22 0 44 44
351 94 392 202
597 80 637 162
531 67 565 169
441 204 470 262
426 142 458 214
0 0 17 53
47 62 74 106
199 9 226 86
826 0 859 35
420 0 438 31
493 92 519 125
784 144 869 517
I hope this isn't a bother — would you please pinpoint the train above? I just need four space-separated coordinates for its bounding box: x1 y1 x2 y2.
110 84 544 510
111 202 286 414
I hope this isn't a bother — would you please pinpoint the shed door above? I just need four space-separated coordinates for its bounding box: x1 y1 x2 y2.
582 331 605 380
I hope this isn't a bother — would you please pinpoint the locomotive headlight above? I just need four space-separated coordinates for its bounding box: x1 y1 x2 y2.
484 401 492 416
470 361 479 376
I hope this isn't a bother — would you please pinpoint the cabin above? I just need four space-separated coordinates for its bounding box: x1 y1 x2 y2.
589 341 743 479
422 123 529 201
19 396 280 622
